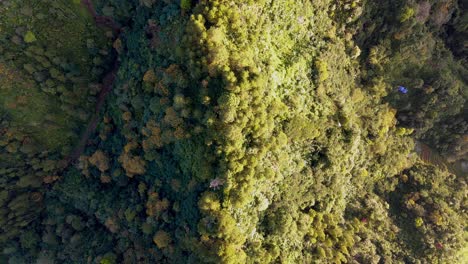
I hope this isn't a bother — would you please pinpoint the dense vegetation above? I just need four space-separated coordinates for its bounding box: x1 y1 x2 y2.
0 0 466 263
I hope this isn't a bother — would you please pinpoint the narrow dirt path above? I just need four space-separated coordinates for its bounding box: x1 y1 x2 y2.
81 0 121 33
65 61 119 163
59 1 121 169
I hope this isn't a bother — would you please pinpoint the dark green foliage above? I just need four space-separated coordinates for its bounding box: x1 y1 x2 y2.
388 162 467 262
0 0 111 150
0 0 112 255
353 0 467 163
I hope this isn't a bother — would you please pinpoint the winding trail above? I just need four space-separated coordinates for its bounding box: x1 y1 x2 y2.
81 0 121 33
60 0 121 169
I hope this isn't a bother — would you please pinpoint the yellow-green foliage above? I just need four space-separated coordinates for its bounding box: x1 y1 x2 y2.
23 31 36 43
400 6 415 22
181 0 191 10
177 0 413 262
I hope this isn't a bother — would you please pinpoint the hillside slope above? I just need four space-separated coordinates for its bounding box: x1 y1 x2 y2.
0 0 466 263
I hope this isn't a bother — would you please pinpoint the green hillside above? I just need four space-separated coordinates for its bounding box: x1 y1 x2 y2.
0 0 466 263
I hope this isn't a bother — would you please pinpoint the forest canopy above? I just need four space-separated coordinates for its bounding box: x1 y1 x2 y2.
0 0 466 263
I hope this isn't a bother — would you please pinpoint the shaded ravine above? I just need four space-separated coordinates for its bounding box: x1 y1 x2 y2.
59 0 121 169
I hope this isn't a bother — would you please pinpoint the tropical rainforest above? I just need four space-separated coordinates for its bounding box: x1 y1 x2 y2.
0 0 466 263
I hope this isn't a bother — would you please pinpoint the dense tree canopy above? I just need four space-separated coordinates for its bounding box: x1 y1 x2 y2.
0 0 466 263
